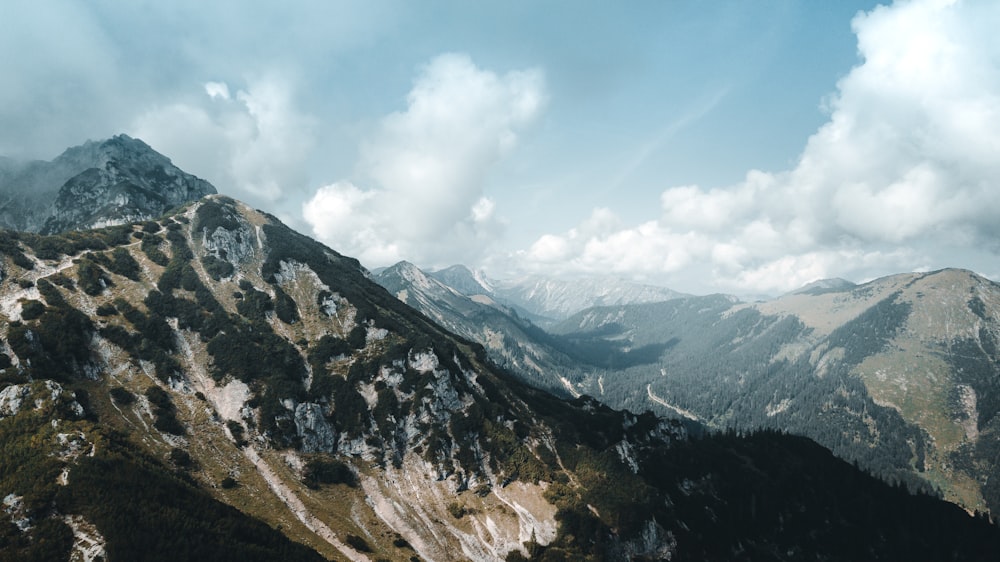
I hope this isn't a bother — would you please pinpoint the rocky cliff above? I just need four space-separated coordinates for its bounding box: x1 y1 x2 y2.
0 135 216 234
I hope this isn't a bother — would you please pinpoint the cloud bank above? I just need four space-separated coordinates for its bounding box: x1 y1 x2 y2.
519 0 1000 294
130 76 315 204
304 53 546 267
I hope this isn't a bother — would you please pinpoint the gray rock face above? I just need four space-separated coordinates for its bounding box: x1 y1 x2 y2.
203 222 257 266
0 134 216 234
294 402 337 453
0 380 83 419
0 384 31 417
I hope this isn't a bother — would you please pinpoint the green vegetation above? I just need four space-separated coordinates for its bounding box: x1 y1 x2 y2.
194 197 240 233
236 285 274 324
95 302 118 316
107 247 142 280
76 258 112 295
141 233 170 266
20 225 132 260
54 430 325 562
145 386 185 435
47 272 75 291
273 285 299 324
18 299 45 321
109 386 135 405
446 502 467 519
301 455 356 488
942 328 1000 513
344 534 372 553
201 254 234 280
169 447 193 469
103 297 181 381
7 282 94 383
226 420 248 448
0 230 34 270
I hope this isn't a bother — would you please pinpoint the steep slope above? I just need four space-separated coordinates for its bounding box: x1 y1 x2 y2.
375 261 586 396
555 269 1000 515
428 264 494 297
0 135 216 234
0 197 998 560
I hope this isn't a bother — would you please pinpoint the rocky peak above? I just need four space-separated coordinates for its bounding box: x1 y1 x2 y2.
0 134 216 234
429 264 495 296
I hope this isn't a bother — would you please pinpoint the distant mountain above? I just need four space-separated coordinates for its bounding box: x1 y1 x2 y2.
428 264 494 296
788 277 857 296
553 268 1000 515
493 275 689 326
426 266 689 327
381 261 1000 517
0 134 216 233
375 261 584 395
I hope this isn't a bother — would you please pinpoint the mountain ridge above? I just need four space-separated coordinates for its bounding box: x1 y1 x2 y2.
550 267 1000 514
1 139 999 560
2 196 997 559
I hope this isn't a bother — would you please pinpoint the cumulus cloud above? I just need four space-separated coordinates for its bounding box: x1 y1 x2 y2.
304 53 546 267
521 0 1000 295
131 75 315 203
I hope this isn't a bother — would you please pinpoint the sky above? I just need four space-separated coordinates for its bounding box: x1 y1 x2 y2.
2 0 999 296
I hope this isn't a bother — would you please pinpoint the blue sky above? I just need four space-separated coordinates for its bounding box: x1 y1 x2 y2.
3 1 999 295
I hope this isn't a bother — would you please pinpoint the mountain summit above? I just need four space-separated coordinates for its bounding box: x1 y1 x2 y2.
0 134 216 233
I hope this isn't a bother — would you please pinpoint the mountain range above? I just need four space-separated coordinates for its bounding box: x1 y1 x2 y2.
383 259 1000 517
426 265 688 327
0 137 998 561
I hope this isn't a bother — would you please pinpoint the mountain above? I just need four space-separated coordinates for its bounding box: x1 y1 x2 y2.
425 267 689 327
553 269 1000 515
0 134 216 234
428 264 494 297
375 261 588 396
787 277 857 296
1 191 997 560
491 275 689 327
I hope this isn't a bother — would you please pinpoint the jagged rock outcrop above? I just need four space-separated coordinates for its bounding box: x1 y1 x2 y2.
0 381 82 419
0 134 216 234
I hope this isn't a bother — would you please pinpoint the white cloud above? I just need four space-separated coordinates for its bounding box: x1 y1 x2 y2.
204 82 231 101
521 0 1000 295
131 75 315 203
304 53 546 268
